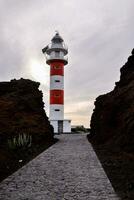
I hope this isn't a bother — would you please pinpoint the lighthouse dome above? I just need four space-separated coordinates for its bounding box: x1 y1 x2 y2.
42 32 68 65
51 32 64 43
44 32 68 55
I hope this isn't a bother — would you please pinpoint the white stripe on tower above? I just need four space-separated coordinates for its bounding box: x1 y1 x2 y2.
50 105 64 120
50 75 64 90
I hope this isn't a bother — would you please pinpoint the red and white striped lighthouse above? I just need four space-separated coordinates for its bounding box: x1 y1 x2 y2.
42 32 71 134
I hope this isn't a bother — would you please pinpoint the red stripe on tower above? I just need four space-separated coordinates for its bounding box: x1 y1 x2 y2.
50 90 64 104
50 61 64 76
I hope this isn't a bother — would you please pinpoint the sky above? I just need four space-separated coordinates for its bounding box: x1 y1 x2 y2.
0 0 134 127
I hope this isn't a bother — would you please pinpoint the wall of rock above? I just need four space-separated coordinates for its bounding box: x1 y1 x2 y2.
89 49 134 153
0 78 54 144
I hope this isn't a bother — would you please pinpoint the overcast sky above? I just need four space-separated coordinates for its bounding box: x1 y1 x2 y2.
0 0 134 127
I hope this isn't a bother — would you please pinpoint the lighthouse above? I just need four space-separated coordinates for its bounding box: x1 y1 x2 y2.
42 32 71 134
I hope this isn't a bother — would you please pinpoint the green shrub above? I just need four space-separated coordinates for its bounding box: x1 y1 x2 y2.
75 126 88 133
8 133 32 150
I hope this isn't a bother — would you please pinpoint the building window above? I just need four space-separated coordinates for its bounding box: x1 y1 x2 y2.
55 51 60 57
55 109 60 111
55 80 60 82
54 66 61 69
55 94 60 97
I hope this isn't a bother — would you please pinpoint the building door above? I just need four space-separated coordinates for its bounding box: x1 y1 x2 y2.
58 120 63 134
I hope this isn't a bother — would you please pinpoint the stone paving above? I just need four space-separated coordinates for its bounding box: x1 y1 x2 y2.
0 134 120 200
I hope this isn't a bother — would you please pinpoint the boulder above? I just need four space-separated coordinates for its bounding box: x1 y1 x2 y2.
0 78 54 144
89 49 134 153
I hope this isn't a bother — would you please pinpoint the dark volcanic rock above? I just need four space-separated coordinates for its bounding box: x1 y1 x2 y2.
0 78 54 144
89 49 134 153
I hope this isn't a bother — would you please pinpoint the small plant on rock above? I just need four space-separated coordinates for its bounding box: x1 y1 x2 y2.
8 133 32 150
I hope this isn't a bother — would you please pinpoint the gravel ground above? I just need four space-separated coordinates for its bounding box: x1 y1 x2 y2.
0 134 120 200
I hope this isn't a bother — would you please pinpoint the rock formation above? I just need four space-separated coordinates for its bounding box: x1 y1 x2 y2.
0 78 54 144
89 49 134 153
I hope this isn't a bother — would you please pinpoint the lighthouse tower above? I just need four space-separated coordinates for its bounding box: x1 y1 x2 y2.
42 32 71 134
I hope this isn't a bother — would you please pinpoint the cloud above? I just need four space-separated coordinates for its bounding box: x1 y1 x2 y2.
0 0 134 127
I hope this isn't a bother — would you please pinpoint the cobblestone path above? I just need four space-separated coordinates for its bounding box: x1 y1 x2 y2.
0 134 120 200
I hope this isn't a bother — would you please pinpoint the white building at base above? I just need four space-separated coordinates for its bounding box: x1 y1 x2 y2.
50 119 71 134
